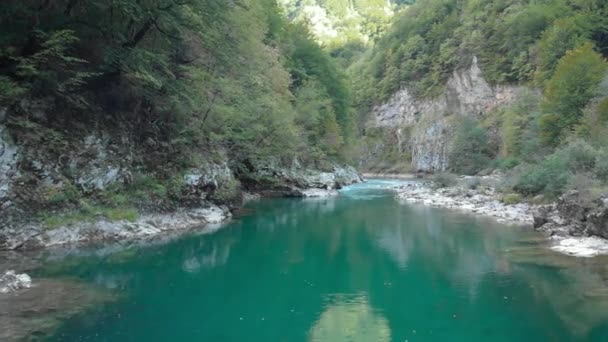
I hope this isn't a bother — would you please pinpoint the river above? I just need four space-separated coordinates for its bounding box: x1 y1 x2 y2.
26 180 608 341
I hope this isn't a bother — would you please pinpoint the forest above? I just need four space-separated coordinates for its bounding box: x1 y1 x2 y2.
349 0 608 201
0 0 354 169
2 0 608 218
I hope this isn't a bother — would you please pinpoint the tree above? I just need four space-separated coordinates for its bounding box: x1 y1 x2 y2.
541 43 607 145
449 117 492 175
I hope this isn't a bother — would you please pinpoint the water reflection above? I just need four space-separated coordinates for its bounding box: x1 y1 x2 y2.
181 240 232 273
30 180 608 341
310 294 391 342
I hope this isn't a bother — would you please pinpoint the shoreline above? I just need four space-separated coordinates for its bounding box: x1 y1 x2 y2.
395 182 535 226
362 172 417 179
393 180 608 258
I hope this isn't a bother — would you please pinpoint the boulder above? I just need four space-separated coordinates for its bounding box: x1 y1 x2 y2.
533 191 608 239
0 271 32 293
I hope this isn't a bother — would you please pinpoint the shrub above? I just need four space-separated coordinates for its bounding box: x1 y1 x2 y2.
433 172 458 188
553 139 598 172
496 157 520 171
44 182 80 205
502 193 523 205
464 177 481 190
449 117 493 175
514 155 570 198
210 178 241 204
595 153 608 182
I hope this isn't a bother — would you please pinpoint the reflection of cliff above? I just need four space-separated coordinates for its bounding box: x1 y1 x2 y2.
309 295 391 342
182 241 233 273
506 247 608 338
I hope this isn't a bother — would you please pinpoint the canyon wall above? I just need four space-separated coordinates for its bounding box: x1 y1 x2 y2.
368 57 526 172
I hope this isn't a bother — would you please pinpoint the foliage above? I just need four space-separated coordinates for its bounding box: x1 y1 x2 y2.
0 0 355 175
502 193 522 205
512 139 603 198
433 172 458 188
351 0 608 125
540 43 607 145
513 155 570 198
448 117 492 175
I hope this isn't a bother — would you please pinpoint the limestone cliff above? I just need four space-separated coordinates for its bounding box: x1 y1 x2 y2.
0 117 361 250
368 57 526 172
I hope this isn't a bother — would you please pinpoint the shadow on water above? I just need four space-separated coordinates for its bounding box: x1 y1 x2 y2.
7 179 608 341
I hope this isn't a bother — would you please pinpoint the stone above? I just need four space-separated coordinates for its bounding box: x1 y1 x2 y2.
368 56 530 172
0 271 32 293
0 125 19 202
533 191 608 240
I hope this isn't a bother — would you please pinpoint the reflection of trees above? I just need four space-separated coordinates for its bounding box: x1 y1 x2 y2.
505 245 608 338
309 294 391 342
36 184 608 340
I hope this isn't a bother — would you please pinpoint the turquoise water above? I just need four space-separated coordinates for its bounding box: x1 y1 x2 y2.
41 180 608 341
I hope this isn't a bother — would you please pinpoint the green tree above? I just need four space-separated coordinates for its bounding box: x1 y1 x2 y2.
540 43 607 145
449 117 493 175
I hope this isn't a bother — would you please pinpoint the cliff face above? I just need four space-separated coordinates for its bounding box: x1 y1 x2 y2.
369 57 525 172
0 113 361 250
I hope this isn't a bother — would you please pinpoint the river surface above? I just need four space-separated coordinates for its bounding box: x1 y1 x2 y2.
35 180 608 341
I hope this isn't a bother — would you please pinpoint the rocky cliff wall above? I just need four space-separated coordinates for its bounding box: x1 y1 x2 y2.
369 57 526 172
0 118 361 250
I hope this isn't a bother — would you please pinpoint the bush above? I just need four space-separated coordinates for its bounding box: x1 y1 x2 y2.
433 172 458 188
502 193 523 205
514 155 570 198
495 157 520 171
553 139 598 172
449 117 493 175
44 182 80 205
464 177 481 190
595 153 608 181
210 178 241 204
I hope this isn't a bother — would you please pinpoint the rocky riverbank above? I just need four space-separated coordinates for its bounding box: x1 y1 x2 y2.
533 190 608 257
395 181 535 225
394 180 608 257
0 164 362 251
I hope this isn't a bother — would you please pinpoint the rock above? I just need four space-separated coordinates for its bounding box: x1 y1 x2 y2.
182 161 237 203
2 205 231 250
395 180 534 225
245 158 362 195
302 188 339 198
533 191 608 240
71 133 130 192
0 278 114 341
369 56 530 172
0 271 32 293
0 125 19 203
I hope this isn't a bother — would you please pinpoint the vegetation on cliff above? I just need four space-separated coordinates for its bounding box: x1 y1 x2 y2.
0 0 358 221
352 0 608 200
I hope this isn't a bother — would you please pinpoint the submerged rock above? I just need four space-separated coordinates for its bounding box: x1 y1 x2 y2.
0 278 114 341
0 271 32 293
302 188 339 198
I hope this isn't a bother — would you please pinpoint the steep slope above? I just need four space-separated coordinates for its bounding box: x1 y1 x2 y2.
370 56 526 171
0 0 361 248
280 0 412 46
352 0 608 180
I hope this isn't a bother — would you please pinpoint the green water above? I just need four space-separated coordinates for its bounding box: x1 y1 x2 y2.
41 180 608 341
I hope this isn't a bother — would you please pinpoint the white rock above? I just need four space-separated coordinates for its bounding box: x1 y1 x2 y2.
0 270 32 293
550 237 608 258
302 189 339 198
